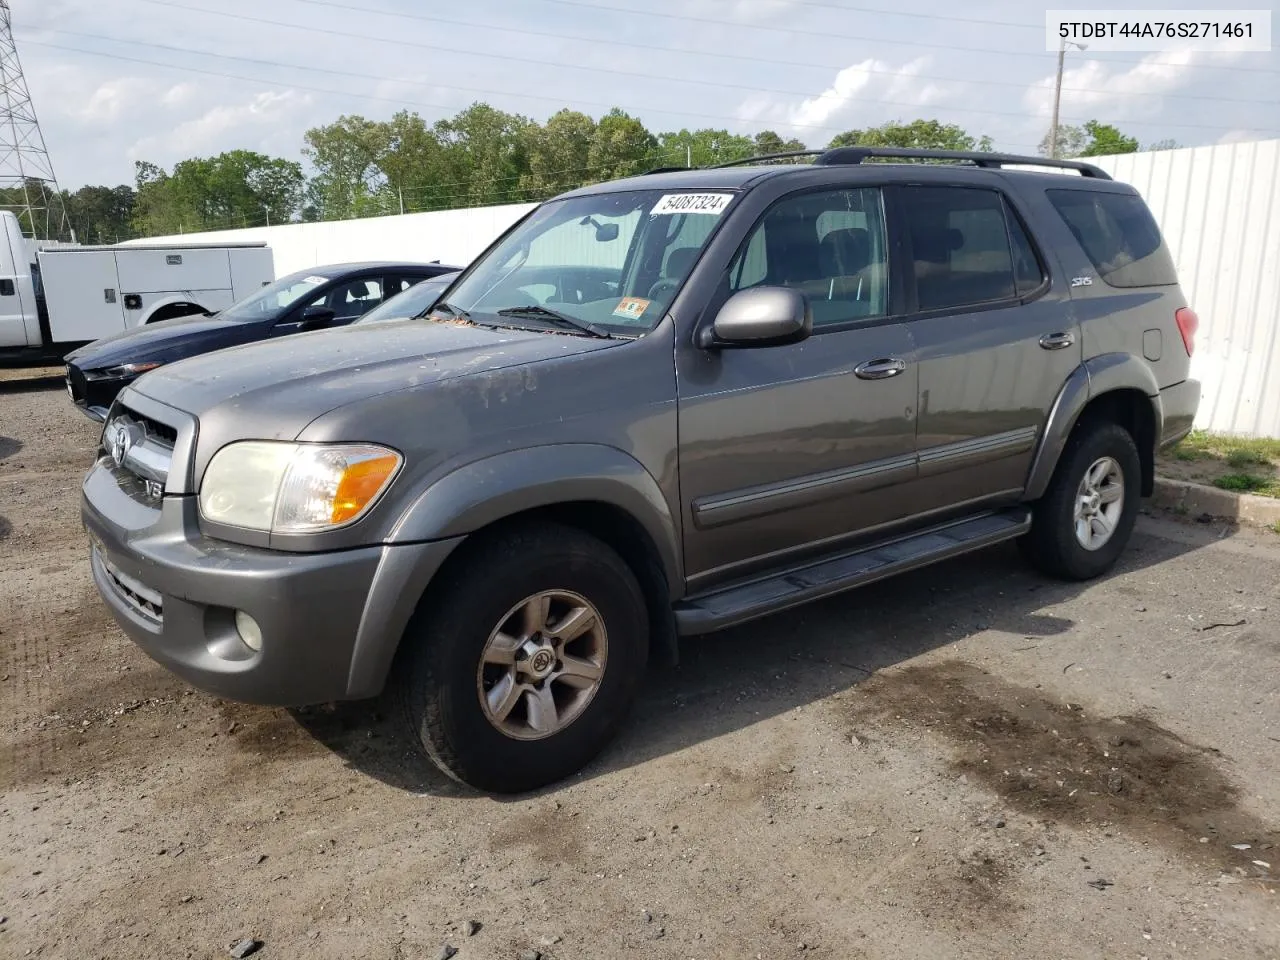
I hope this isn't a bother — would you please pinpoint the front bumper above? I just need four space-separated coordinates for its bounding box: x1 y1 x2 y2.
1158 378 1201 448
81 459 460 706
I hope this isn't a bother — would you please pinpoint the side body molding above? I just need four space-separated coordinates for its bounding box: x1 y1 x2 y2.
388 443 683 595
1023 353 1163 501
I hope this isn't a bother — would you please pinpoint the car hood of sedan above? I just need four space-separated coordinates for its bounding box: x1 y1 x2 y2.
64 314 256 370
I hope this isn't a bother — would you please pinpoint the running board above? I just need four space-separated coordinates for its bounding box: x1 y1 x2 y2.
673 508 1031 635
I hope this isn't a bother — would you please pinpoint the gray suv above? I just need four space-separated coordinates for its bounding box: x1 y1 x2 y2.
81 147 1200 793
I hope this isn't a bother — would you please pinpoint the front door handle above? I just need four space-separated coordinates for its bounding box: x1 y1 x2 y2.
1039 331 1076 350
854 358 907 380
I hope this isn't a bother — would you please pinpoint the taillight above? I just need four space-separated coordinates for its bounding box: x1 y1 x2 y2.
1175 307 1198 357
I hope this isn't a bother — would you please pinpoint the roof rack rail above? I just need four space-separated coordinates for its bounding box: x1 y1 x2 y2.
642 165 692 175
708 146 1110 179
815 146 1111 178
712 150 825 168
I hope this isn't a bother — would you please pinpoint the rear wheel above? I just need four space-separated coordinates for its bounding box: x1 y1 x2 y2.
1020 420 1141 580
400 522 649 793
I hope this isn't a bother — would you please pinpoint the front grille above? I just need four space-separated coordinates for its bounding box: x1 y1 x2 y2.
66 363 87 404
102 405 176 502
95 547 163 624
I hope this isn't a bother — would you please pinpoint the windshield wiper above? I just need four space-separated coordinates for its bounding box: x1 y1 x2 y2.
496 304 613 339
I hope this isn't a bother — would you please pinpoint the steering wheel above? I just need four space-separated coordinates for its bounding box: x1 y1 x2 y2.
646 279 680 301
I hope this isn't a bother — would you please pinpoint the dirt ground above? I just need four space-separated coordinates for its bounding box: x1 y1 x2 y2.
2 376 1278 960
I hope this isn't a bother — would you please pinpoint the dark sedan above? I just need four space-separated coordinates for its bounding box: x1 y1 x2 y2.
64 261 458 420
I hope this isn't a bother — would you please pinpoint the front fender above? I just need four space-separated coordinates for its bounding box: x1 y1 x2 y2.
389 443 683 593
1024 353 1162 500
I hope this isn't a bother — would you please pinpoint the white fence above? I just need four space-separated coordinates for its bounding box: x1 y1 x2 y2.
134 139 1280 437
1091 139 1280 438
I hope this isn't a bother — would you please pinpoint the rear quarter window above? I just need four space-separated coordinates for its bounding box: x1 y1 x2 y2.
1046 188 1177 288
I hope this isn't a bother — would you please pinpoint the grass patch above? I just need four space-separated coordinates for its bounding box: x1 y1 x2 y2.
1174 430 1280 463
1214 474 1268 493
1163 431 1280 500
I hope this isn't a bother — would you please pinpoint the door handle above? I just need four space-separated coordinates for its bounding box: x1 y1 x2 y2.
854 358 907 380
1039 331 1076 350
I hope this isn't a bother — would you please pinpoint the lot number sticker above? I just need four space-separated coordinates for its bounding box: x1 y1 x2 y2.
651 193 733 216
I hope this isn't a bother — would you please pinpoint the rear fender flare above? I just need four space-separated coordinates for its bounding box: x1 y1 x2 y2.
1024 353 1162 500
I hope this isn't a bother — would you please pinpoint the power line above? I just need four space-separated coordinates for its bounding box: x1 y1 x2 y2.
137 0 1277 107
12 36 1017 146
497 0 1280 76
29 29 1274 136
691 0 1041 29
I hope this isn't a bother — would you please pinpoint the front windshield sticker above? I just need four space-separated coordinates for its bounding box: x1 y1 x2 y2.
650 193 733 216
303 275 327 285
612 296 651 320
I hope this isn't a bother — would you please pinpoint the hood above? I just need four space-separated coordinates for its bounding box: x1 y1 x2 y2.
129 319 617 425
65 314 259 370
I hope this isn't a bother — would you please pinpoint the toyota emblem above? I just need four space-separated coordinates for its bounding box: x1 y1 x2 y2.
106 421 141 469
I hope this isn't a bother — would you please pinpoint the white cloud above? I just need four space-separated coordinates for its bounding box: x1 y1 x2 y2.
737 56 950 138
127 90 316 163
1022 49 1244 121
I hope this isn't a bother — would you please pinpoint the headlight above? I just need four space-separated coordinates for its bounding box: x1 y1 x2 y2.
87 361 164 380
199 441 402 533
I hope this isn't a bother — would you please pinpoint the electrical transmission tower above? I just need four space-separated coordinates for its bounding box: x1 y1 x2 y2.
0 0 71 241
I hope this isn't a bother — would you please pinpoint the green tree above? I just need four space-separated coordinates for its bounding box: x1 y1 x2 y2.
1079 120 1139 157
1144 138 1182 152
132 152 303 236
828 119 988 151
62 184 136 243
303 114 392 220
518 109 597 198
433 102 531 207
588 109 658 182
1040 120 1138 159
655 128 754 168
753 130 807 157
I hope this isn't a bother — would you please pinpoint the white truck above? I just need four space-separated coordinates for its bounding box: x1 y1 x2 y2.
0 210 274 364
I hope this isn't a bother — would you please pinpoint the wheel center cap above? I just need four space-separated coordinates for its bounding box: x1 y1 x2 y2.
527 647 556 679
1088 492 1101 511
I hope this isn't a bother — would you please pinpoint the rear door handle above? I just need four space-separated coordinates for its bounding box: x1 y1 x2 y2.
854 358 907 380
1039 331 1076 350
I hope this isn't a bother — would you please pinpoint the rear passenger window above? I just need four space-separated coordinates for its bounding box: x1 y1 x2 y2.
1008 209 1046 296
728 187 889 327
901 186 1033 312
1047 189 1177 288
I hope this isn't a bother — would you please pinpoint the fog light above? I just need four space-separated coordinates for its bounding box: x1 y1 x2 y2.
235 610 263 652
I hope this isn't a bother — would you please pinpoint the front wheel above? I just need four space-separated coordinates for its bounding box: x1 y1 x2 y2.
1020 421 1142 580
399 522 649 793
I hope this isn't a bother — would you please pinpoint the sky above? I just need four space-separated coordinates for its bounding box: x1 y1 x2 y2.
10 0 1280 190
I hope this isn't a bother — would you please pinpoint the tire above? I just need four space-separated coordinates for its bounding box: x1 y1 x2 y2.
1020 420 1142 581
399 521 649 793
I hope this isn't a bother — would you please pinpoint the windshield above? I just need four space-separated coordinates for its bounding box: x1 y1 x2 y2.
221 270 332 322
441 189 736 336
356 273 458 324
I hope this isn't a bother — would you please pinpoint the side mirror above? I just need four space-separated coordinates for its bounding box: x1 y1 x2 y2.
699 287 812 349
297 305 336 330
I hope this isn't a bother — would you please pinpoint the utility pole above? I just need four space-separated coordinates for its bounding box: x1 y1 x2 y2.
1049 38 1087 159
398 185 405 216
0 0 71 241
